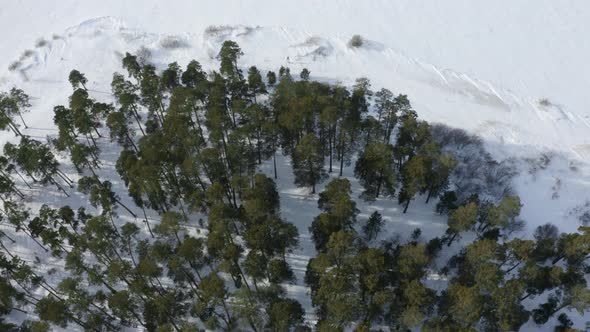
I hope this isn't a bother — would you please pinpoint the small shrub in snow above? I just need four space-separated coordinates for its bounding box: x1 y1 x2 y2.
8 61 21 71
570 200 590 225
204 25 234 38
20 49 34 60
52 34 62 40
160 36 187 49
551 177 561 200
538 98 552 106
35 38 48 48
136 46 152 65
301 36 322 47
524 152 553 176
348 35 364 48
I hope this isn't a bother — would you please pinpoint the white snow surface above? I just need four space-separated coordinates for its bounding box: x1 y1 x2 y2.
1 1 590 330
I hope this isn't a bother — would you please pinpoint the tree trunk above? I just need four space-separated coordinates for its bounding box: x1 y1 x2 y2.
126 132 139 153
142 207 154 238
257 130 262 165
8 169 32 189
132 107 146 136
8 121 22 137
329 127 333 173
446 233 458 247
93 126 102 138
114 198 137 218
339 151 344 177
273 150 277 180
18 113 28 128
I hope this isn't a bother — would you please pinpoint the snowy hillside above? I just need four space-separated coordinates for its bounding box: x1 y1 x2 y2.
1 1 590 331
2 11 589 235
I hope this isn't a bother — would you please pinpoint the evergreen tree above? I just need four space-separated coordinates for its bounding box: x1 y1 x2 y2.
161 62 182 92
445 202 478 246
68 70 88 90
354 142 396 200
398 154 429 213
363 211 384 242
139 64 165 127
310 178 358 251
247 66 267 102
0 88 31 135
266 71 277 87
292 134 326 193
4 137 71 195
393 100 430 169
111 72 145 136
374 88 397 143
309 231 361 329
300 68 310 81
122 52 142 82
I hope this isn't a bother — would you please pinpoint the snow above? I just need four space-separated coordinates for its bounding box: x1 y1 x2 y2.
1 1 590 330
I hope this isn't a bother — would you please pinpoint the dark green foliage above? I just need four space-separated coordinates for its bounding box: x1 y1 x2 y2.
266 71 277 86
247 66 267 99
68 70 88 90
267 298 305 331
35 297 68 328
363 211 384 241
0 87 30 133
300 68 310 81
292 134 326 193
354 142 396 200
310 178 358 251
436 190 458 215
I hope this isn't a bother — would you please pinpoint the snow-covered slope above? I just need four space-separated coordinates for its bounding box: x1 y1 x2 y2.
2 13 589 235
3 0 590 118
1 2 590 330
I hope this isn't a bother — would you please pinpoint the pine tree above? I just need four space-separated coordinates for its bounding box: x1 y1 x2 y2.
398 154 429 213
266 71 277 86
267 298 305 331
393 101 430 169
354 142 396 200
218 40 244 79
247 66 267 102
445 202 478 246
362 211 384 241
3 137 71 195
0 88 31 135
421 142 457 203
319 105 339 173
181 60 207 88
309 231 361 329
139 64 165 127
122 52 142 82
292 134 326 193
68 70 88 90
374 88 397 143
310 178 358 251
161 62 182 92
300 68 310 81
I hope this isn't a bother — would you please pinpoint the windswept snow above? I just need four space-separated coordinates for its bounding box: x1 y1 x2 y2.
1 2 590 330
2 15 589 234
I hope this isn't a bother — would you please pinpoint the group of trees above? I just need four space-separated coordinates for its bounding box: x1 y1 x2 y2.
0 40 588 331
305 177 590 331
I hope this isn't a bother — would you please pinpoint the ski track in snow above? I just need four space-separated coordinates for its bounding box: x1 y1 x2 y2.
0 15 589 331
